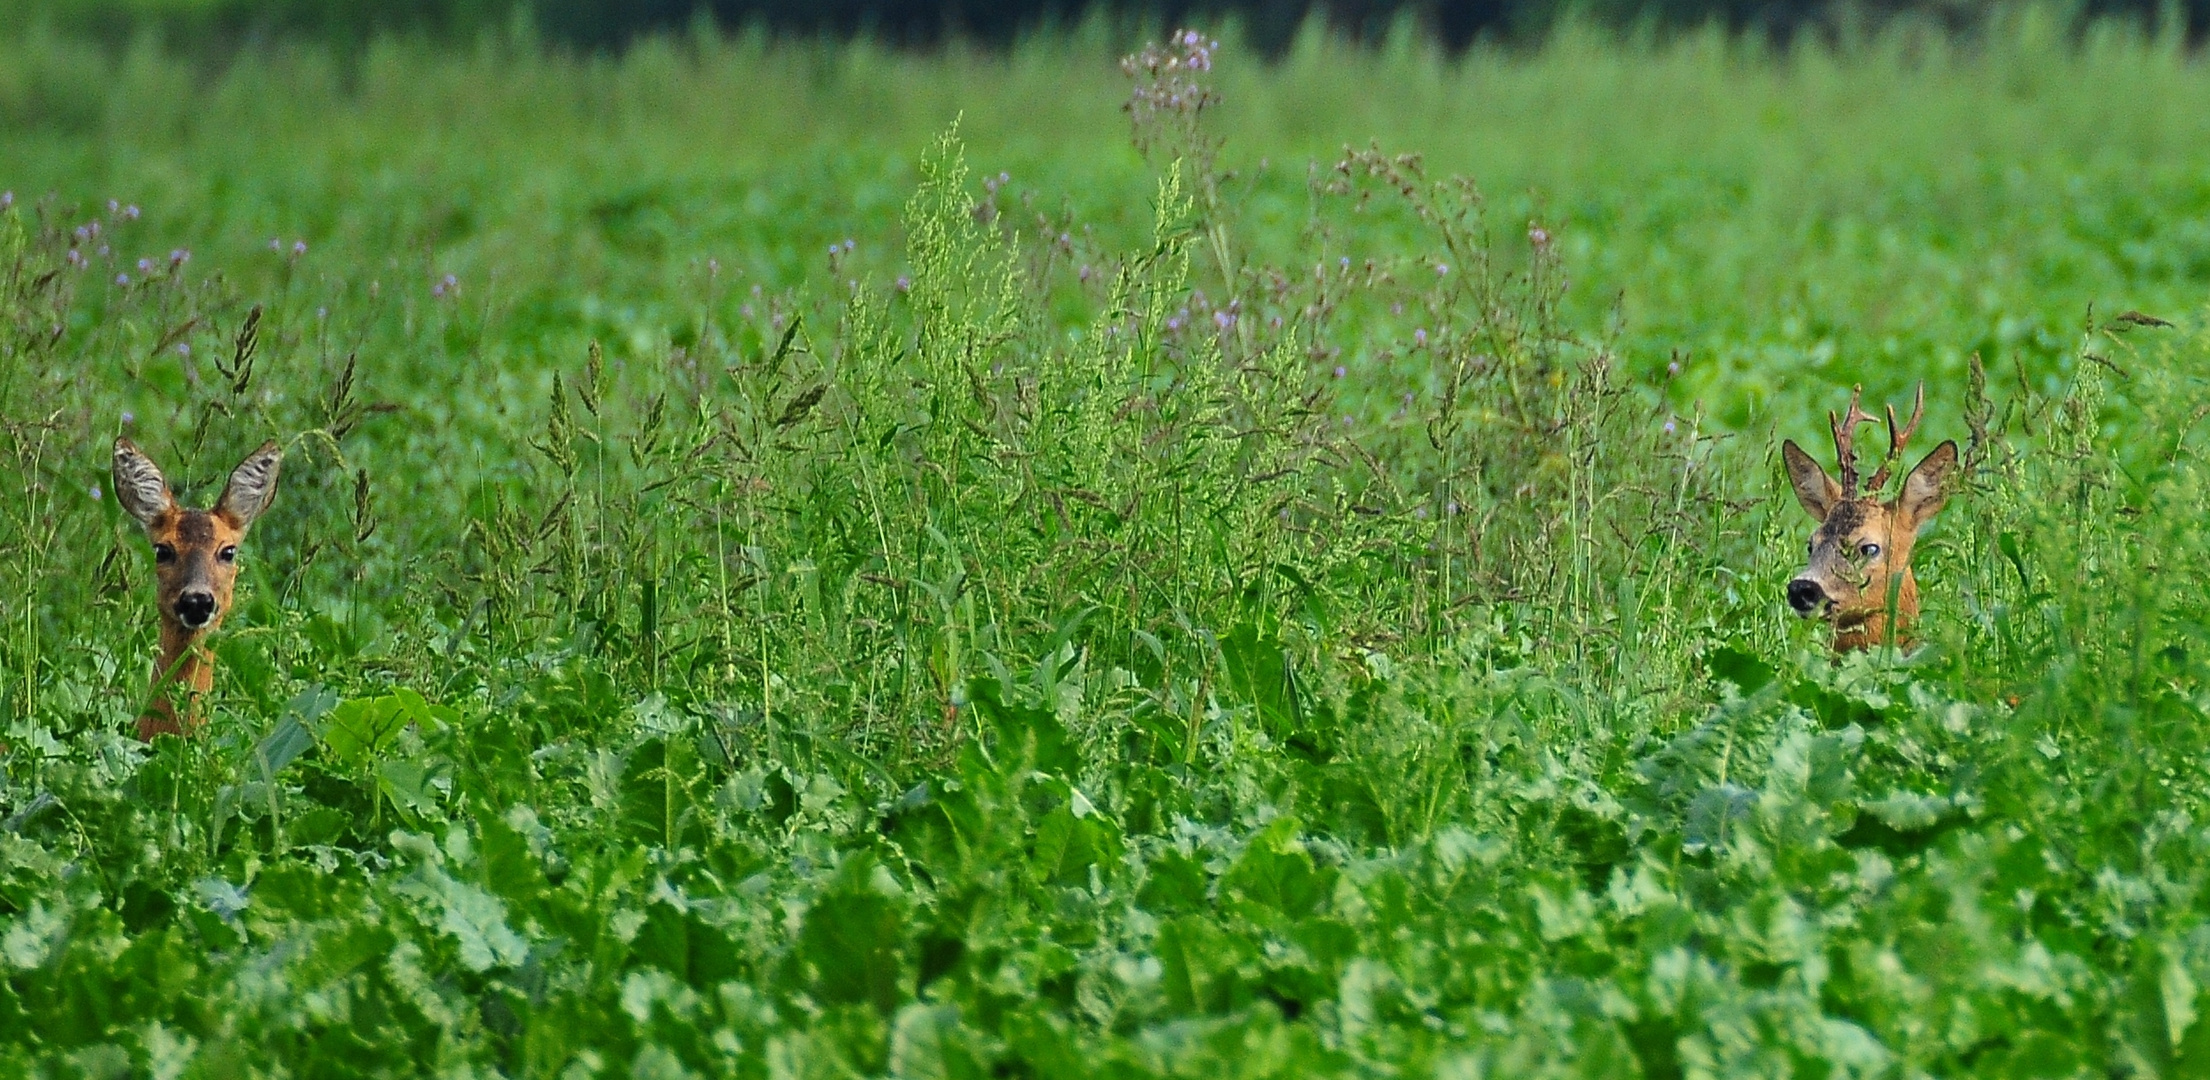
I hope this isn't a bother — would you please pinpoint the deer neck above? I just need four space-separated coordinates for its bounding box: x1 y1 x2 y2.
143 619 217 740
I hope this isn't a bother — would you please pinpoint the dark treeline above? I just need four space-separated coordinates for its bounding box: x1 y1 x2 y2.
17 0 2210 52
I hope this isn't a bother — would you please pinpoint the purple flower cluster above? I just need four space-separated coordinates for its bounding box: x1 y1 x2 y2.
1121 29 1221 129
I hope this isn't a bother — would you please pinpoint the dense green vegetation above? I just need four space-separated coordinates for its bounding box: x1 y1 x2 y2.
4 11 2210 1075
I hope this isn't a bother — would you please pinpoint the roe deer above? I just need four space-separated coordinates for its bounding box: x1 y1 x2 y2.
1781 384 1957 651
113 438 282 739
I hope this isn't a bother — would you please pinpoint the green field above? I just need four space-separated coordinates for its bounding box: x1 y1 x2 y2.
6 9 2210 1075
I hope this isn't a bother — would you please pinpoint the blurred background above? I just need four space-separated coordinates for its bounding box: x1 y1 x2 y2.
8 0 2207 51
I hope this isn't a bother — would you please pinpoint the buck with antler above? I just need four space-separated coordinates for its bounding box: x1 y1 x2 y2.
1782 384 1957 651
113 438 282 739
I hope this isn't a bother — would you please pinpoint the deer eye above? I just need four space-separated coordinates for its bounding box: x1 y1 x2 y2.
218 546 238 563
1858 542 1882 558
154 543 176 564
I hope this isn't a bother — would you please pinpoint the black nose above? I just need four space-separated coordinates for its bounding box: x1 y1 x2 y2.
1786 579 1827 614
175 591 217 627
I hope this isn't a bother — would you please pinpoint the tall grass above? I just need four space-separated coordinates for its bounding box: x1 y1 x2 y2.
2 11 2210 1075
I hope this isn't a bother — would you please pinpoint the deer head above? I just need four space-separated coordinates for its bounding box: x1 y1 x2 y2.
113 437 282 739
1781 384 1956 651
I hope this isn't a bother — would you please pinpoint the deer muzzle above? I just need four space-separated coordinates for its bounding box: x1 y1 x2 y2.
1786 577 1831 616
175 589 218 629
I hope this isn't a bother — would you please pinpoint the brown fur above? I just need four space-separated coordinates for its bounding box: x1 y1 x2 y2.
1782 388 1956 652
113 438 281 739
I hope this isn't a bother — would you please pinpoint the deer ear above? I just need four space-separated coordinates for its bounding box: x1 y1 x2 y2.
112 438 175 527
1782 439 1842 521
216 441 282 529
1898 440 1958 526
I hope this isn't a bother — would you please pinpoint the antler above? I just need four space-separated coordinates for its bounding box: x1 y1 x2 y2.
1828 385 1876 497
1865 382 1925 493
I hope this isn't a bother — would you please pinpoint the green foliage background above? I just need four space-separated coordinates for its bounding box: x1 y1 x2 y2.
5 9 2210 1076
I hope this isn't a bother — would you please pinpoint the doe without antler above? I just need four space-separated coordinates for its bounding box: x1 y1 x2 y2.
113 437 282 739
1781 384 1957 652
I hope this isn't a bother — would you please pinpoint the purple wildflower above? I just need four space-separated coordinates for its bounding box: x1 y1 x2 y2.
1333 366 1346 379
1414 329 1428 347
292 240 307 257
